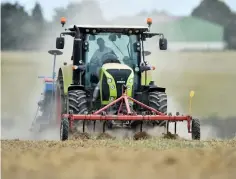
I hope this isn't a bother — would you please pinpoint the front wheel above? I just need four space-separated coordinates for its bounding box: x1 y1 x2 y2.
191 118 200 140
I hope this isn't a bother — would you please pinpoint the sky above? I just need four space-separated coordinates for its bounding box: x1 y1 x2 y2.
2 0 236 21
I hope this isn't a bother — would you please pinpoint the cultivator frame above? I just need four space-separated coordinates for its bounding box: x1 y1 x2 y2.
61 85 195 140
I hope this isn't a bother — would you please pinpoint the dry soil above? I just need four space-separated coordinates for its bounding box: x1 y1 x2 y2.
1 51 236 179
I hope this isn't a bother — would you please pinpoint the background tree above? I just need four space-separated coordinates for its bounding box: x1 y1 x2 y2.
1 2 31 50
52 0 105 25
30 2 46 49
1 0 236 50
1 2 47 50
191 0 236 49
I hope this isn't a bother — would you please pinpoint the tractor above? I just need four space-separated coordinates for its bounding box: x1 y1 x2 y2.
49 17 200 140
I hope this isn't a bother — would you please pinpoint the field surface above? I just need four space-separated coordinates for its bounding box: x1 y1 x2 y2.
1 51 236 179
2 139 236 179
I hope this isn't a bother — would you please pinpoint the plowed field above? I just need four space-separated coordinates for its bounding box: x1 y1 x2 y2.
1 51 236 179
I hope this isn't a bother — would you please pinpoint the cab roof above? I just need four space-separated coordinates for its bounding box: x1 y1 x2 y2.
68 24 149 33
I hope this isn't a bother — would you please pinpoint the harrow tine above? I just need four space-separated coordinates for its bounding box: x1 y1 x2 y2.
166 121 169 133
93 120 96 132
102 121 106 133
140 121 143 132
174 122 177 134
82 120 85 132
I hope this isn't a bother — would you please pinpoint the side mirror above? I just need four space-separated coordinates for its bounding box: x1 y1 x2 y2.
56 37 65 49
159 38 167 50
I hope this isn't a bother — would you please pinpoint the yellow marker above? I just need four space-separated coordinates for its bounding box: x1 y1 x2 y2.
190 90 195 98
189 90 195 114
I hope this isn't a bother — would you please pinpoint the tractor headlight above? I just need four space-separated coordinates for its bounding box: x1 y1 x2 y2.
110 97 114 101
110 85 115 90
127 85 131 90
129 78 133 83
107 78 112 83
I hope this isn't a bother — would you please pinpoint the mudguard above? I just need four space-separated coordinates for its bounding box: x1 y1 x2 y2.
141 70 152 85
58 64 73 95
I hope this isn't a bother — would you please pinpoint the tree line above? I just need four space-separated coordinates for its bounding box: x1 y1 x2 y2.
1 0 105 51
191 0 236 49
1 0 236 50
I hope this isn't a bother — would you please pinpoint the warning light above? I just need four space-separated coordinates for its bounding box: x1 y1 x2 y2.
147 18 152 25
60 17 66 26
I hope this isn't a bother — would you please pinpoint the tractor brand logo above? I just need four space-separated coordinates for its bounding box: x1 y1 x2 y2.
117 81 126 84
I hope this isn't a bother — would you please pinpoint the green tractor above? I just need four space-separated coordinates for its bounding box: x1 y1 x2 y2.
55 18 200 140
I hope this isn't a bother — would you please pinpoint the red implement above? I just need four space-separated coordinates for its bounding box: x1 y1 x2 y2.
62 91 192 133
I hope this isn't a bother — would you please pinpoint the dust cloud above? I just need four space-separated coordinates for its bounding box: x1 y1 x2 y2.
1 0 236 141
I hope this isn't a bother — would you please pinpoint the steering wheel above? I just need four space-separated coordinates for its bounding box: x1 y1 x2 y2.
100 52 119 64
89 52 118 82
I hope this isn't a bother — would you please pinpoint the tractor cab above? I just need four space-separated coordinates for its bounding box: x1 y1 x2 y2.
55 18 167 108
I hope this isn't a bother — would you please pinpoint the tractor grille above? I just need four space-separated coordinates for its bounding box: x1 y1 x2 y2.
106 69 132 97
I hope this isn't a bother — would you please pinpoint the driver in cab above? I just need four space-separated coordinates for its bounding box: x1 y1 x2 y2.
90 37 116 66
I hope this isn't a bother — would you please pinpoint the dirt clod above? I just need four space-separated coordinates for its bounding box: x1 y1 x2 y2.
133 131 150 140
96 133 115 140
162 132 179 139
71 132 90 140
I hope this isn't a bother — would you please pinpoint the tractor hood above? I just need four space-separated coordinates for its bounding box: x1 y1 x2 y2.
99 62 134 105
101 63 133 71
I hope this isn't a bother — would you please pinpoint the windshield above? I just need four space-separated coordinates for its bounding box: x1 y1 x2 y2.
85 33 138 68
84 32 139 87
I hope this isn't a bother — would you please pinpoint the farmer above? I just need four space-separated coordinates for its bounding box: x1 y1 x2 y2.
90 37 116 66
90 37 118 81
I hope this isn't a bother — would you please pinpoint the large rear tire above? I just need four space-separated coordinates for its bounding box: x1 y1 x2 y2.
148 91 168 127
191 118 200 140
68 90 88 132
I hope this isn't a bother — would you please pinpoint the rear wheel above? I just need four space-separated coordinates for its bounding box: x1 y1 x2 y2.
148 91 168 127
68 90 89 132
192 118 200 140
133 91 167 133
